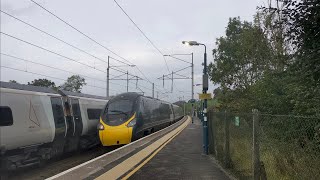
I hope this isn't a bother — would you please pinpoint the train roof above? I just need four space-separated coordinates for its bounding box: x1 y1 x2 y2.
0 81 109 100
0 81 59 94
111 92 142 101
59 90 109 100
111 92 172 104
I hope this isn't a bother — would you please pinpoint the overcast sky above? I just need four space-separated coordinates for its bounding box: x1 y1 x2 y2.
1 0 264 102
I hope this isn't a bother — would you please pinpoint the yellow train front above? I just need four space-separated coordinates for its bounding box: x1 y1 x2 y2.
97 92 183 146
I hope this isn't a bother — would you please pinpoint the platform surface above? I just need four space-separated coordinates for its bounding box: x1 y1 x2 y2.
129 117 230 180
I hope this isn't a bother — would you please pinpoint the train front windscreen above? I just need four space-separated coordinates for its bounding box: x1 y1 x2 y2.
102 99 134 126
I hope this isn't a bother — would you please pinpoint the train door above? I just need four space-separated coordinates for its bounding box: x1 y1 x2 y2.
70 98 83 140
50 97 67 157
63 98 82 152
170 105 174 121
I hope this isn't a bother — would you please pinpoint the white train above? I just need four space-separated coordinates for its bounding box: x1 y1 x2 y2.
0 81 108 170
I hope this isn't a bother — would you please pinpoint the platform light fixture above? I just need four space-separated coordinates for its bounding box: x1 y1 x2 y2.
182 41 200 46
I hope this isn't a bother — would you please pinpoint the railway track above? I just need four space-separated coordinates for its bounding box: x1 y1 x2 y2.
7 146 119 180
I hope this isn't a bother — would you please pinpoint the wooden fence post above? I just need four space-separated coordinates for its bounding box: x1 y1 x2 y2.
253 109 260 180
224 110 231 168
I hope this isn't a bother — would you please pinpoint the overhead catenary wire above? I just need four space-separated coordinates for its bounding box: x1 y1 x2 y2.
3 0 176 100
1 31 138 86
0 32 108 73
0 10 140 71
110 67 143 80
0 53 130 89
29 0 134 66
29 0 167 95
157 65 192 79
0 10 149 87
1 32 138 90
1 53 106 82
0 65 121 91
113 0 171 73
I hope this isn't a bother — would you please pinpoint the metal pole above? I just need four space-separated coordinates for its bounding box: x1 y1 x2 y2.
163 75 164 88
191 53 194 123
253 109 260 180
202 44 209 155
192 53 194 100
136 76 138 89
171 71 173 92
107 56 110 98
126 70 129 92
224 110 231 168
152 83 154 98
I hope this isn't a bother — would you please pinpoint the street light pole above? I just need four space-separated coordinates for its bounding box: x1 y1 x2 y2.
182 41 209 155
202 44 209 155
191 53 194 123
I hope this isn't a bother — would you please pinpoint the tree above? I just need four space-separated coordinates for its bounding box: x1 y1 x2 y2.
275 0 320 115
9 80 18 83
28 78 56 88
61 75 86 93
209 17 273 91
207 14 297 113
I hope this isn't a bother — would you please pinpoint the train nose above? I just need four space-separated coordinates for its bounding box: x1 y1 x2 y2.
99 126 133 146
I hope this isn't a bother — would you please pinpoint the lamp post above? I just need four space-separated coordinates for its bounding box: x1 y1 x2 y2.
182 41 209 155
163 53 194 123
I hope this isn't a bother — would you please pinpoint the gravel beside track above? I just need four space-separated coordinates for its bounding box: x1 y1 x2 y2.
8 146 118 180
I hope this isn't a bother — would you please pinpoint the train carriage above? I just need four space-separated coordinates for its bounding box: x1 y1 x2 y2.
98 92 184 146
0 81 108 170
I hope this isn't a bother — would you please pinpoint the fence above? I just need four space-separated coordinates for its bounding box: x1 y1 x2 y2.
208 110 320 180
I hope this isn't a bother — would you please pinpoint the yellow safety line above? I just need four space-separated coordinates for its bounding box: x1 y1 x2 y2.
95 117 190 180
121 123 187 180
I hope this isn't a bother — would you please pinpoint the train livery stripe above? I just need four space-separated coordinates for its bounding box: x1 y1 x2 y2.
95 117 191 180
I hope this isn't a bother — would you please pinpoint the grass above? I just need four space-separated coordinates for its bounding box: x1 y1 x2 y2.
208 113 320 180
183 99 219 114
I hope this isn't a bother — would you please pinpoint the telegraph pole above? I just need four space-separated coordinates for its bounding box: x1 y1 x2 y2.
107 56 110 98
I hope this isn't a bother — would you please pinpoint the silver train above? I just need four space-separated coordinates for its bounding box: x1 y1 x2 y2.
0 81 108 170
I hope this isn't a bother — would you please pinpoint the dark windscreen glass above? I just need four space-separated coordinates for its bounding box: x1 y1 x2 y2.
103 99 133 126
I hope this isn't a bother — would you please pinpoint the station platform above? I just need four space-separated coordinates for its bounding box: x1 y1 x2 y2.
129 117 231 180
49 116 232 180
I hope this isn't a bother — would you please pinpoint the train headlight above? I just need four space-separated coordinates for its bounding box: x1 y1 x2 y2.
97 123 104 130
127 118 136 127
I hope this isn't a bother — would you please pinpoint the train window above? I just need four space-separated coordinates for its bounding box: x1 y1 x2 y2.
87 109 102 120
71 99 82 120
50 97 65 128
0 106 13 126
